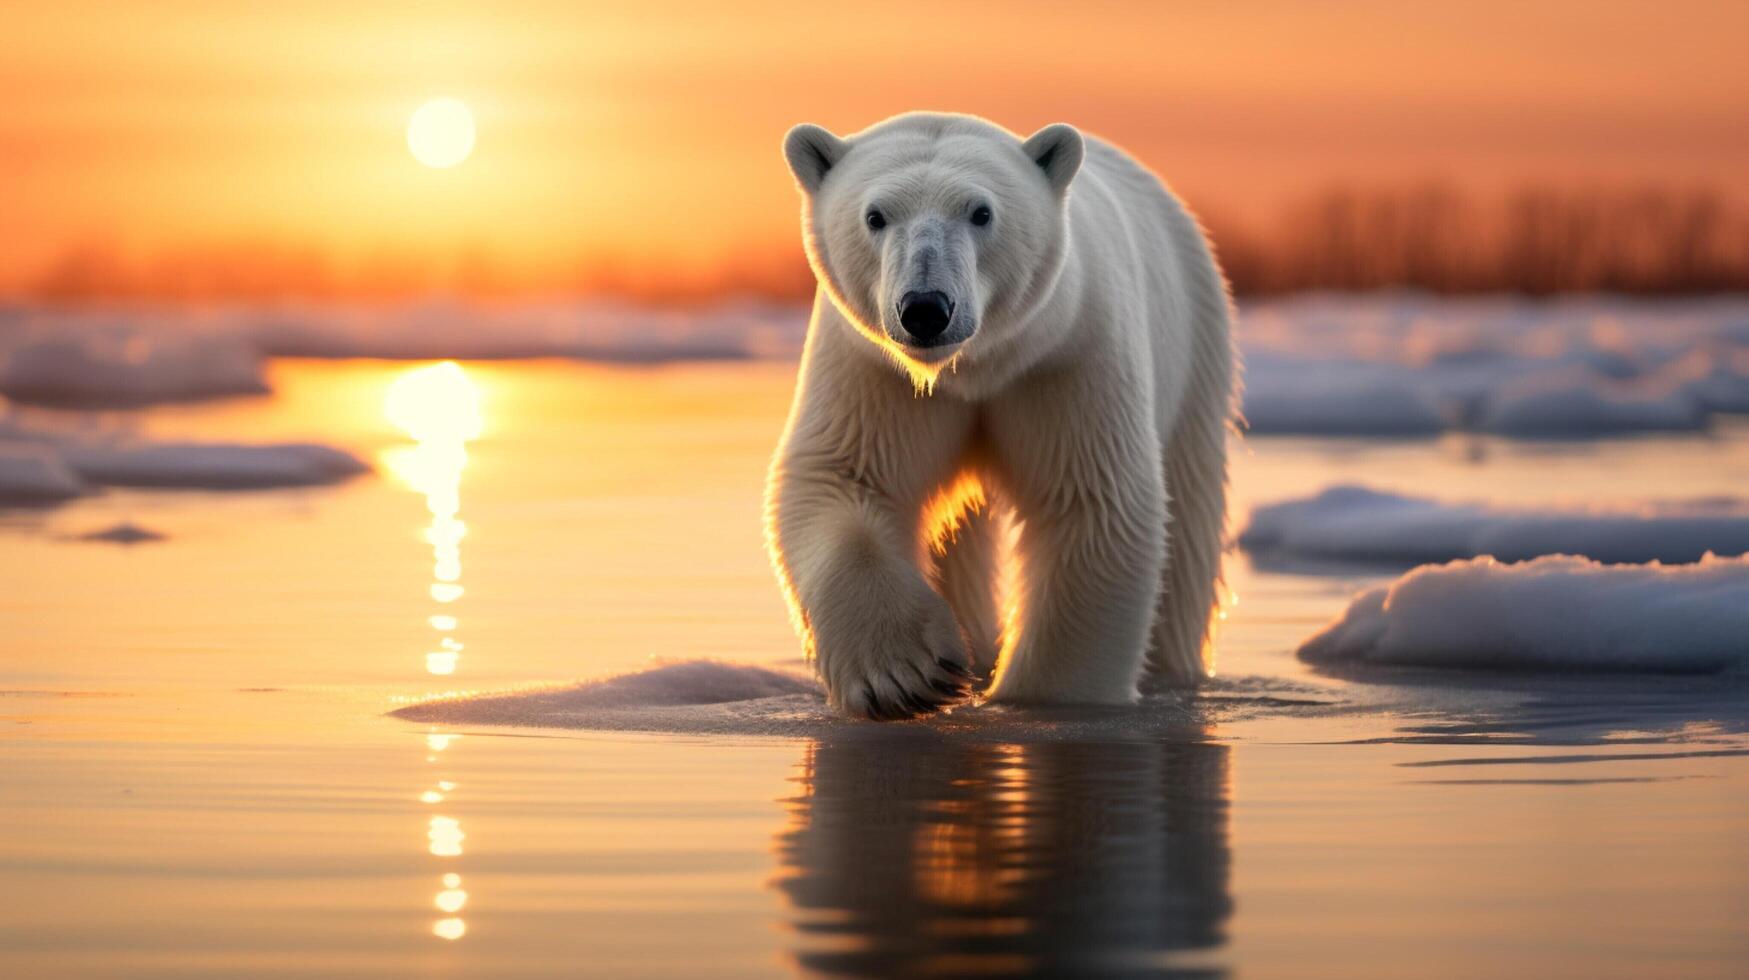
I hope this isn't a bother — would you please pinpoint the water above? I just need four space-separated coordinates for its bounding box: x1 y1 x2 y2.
3 359 1746 977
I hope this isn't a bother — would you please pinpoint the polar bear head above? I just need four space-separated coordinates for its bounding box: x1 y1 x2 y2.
783 113 1083 381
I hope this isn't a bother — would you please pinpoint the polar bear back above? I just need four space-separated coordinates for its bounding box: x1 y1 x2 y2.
1061 135 1231 435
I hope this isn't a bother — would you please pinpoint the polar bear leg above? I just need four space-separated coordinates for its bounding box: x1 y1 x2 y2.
1151 273 1234 684
1150 390 1229 684
985 469 1167 706
770 470 977 720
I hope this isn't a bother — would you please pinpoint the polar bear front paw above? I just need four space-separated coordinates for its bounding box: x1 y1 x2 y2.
813 577 975 720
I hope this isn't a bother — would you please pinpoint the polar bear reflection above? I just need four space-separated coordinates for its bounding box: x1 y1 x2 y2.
772 734 1231 976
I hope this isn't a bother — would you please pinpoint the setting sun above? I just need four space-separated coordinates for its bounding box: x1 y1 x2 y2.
407 98 476 170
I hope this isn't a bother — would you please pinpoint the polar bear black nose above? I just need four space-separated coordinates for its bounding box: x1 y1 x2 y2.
898 291 954 342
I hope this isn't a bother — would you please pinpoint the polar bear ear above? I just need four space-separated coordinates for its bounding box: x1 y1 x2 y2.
1022 124 1085 195
783 124 848 194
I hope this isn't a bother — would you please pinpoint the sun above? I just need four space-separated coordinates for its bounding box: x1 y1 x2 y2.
407 98 476 169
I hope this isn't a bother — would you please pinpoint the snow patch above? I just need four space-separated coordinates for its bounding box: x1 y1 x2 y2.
1300 553 1749 674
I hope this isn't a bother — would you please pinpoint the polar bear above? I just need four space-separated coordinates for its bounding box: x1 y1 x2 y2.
765 112 1236 719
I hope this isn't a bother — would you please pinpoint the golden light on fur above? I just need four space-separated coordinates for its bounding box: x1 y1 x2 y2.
919 471 989 559
762 454 819 670
887 343 962 396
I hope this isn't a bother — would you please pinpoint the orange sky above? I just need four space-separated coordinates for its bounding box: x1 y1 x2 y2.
3 1 1747 297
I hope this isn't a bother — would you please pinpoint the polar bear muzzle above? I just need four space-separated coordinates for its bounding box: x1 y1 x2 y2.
897 290 955 343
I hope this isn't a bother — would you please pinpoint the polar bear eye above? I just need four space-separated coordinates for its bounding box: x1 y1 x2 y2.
970 205 992 227
865 209 887 231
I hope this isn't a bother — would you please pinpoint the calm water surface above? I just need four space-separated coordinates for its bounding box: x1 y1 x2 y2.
3 360 1746 978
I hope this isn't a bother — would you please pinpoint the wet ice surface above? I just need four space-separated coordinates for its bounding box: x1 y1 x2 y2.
391 660 1343 740
392 655 1749 750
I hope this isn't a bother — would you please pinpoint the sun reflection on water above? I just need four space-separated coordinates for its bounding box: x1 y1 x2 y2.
383 361 482 677
419 727 468 941
428 815 465 857
432 917 467 941
385 361 483 944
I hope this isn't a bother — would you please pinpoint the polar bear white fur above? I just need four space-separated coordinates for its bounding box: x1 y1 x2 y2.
766 112 1236 719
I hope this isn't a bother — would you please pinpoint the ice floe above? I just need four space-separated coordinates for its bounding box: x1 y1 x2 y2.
1299 553 1749 674
1663 347 1749 413
1476 370 1707 437
1240 485 1749 567
1237 356 1448 436
1238 294 1749 437
4 294 1747 436
0 301 808 408
0 324 267 408
0 407 369 508
244 300 808 362
58 440 368 490
0 443 88 505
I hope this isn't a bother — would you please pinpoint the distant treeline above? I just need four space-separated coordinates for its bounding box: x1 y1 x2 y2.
19 184 1749 303
1209 184 1749 296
